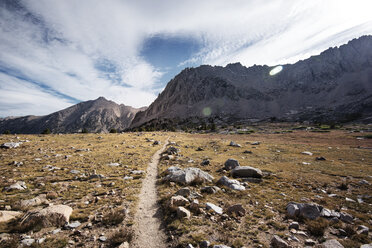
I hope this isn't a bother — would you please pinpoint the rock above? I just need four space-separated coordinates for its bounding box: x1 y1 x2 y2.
229 141 241 147
302 151 313 156
231 166 263 178
1 142 21 149
153 141 160 145
206 203 223 215
318 239 344 248
201 186 221 194
20 195 49 208
177 207 190 219
89 174 105 179
217 176 245 191
169 195 189 210
286 202 321 220
340 212 353 223
21 238 35 246
164 167 214 185
3 181 27 191
0 211 22 223
118 242 130 248
99 236 107 242
107 162 120 166
360 244 372 248
213 245 231 248
123 176 133 180
226 204 246 217
196 147 204 151
243 177 262 183
176 187 191 197
305 239 316 246
200 240 210 248
52 228 61 234
271 235 289 248
201 159 210 166
357 225 369 235
70 170 80 174
165 146 179 155
186 244 194 248
320 208 340 218
224 159 240 170
65 221 81 229
189 199 200 212
289 221 299 230
316 157 326 161
243 150 252 154
131 170 145 175
23 205 72 228
359 180 370 185
251 142 260 145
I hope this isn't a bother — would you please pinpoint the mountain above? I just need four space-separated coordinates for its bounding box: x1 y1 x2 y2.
131 35 372 128
0 97 145 134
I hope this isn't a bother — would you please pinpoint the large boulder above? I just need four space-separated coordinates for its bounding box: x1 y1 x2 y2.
169 195 189 211
20 195 49 209
164 167 214 185
206 203 223 215
231 166 262 178
217 176 245 191
0 211 22 223
286 202 322 220
318 239 344 248
224 159 240 170
22 205 72 229
164 146 179 155
3 181 27 191
1 142 21 149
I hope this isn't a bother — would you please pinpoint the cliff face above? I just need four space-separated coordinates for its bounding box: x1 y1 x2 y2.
0 97 145 134
131 36 372 127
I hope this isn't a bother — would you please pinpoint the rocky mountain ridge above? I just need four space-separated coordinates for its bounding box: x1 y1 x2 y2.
0 97 145 134
131 35 372 128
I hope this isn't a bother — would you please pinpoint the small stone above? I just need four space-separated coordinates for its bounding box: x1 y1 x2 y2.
226 204 246 217
118 242 130 248
206 202 223 215
201 159 210 166
302 151 313 156
21 238 35 246
65 221 81 229
340 212 353 223
213 245 231 248
305 239 316 246
229 141 241 147
176 187 191 197
201 186 221 194
186 244 194 248
52 228 61 234
99 236 107 242
169 195 189 210
70 170 80 174
315 157 326 161
357 225 369 235
271 235 289 248
224 159 240 170
200 240 210 248
289 221 299 230
177 207 191 219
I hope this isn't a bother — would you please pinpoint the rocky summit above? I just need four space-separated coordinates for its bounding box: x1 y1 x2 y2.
0 97 145 134
131 35 372 128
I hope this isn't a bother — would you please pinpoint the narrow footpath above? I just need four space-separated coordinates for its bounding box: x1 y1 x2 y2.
131 138 169 248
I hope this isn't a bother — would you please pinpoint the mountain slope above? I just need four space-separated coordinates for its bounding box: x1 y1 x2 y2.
0 97 145 134
131 35 372 128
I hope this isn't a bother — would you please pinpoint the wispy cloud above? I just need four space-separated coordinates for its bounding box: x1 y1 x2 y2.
0 0 371 116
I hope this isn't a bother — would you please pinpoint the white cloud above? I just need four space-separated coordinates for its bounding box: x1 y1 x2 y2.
1 0 372 116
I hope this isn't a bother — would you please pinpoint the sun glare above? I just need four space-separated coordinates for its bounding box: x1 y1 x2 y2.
269 65 283 76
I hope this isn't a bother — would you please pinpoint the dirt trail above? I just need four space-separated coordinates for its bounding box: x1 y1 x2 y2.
131 138 169 248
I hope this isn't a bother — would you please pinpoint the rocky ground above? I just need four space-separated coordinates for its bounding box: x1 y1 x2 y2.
0 125 371 248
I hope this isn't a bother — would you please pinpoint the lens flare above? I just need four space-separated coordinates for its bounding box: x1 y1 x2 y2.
202 107 211 116
269 65 283 76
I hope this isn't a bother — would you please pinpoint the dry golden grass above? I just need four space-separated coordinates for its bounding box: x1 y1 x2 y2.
158 126 372 247
0 132 168 247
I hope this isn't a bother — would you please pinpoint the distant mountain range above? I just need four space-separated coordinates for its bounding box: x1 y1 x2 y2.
1 35 372 133
0 97 145 134
131 35 372 129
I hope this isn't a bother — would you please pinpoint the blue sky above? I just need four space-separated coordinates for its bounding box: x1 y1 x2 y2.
0 0 372 117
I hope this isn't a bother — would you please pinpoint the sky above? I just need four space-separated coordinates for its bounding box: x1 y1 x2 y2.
1 0 372 117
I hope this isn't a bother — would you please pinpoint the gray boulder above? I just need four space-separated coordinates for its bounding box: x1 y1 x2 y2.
164 167 214 185
340 212 353 223
229 141 241 147
286 202 322 220
271 235 289 248
319 239 344 248
224 159 240 170
201 186 221 194
23 205 72 229
1 142 21 149
231 166 262 178
4 181 27 191
177 207 190 219
0 211 22 223
206 202 223 215
217 176 245 191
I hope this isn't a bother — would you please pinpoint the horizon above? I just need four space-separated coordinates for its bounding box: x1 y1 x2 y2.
1 0 372 117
